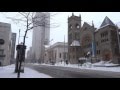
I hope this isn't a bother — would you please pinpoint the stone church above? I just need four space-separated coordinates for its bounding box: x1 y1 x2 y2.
68 13 120 64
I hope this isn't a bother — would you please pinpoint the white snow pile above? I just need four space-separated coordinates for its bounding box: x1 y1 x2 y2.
0 64 52 78
93 61 120 67
82 62 92 68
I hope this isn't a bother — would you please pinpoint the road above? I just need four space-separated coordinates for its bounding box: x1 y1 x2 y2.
26 64 120 78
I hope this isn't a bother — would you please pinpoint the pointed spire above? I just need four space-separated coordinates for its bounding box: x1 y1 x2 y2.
72 12 74 16
92 20 94 27
100 16 115 28
79 14 81 17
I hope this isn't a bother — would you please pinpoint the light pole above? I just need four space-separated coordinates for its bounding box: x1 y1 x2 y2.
48 39 53 64
18 29 21 44
64 35 65 66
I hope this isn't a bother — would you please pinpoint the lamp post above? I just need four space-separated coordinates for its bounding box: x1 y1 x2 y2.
64 35 65 66
49 39 53 64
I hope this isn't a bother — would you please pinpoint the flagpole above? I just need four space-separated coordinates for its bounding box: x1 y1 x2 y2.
18 29 20 44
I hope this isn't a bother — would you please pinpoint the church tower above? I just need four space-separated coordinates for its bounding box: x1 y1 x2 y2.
68 13 82 64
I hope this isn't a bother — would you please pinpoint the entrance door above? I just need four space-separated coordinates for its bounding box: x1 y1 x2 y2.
104 54 111 61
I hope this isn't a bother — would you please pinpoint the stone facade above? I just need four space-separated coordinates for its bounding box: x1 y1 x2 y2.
0 22 11 66
68 13 82 64
44 42 68 64
68 14 120 64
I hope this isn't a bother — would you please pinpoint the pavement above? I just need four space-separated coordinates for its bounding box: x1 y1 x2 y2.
26 64 120 78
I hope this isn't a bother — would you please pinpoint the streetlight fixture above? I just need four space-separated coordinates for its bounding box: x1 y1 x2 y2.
49 39 53 64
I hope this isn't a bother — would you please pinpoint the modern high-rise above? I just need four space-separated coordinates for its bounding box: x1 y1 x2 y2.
32 12 50 63
0 22 11 66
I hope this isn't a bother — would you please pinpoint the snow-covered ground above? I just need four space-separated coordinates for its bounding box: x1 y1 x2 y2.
0 64 52 78
32 61 120 73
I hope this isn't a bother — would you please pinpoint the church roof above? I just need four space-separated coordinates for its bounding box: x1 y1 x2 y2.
70 40 80 46
100 16 115 28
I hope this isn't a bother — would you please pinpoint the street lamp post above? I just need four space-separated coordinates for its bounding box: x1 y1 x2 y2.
64 35 65 66
49 39 53 64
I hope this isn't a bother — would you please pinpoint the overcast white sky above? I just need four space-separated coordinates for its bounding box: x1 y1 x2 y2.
0 12 120 52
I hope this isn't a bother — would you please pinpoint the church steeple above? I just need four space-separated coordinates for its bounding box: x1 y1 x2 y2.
92 20 94 28
100 16 115 28
72 13 74 16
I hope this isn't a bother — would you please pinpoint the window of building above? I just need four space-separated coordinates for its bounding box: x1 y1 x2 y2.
69 25 73 29
76 24 80 29
96 50 100 54
84 27 87 30
99 50 100 54
101 31 108 38
96 41 99 46
107 39 109 41
75 33 80 40
59 53 61 58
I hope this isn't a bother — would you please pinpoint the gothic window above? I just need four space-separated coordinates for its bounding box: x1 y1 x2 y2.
76 24 80 29
96 41 99 46
75 33 80 40
0 39 5 45
84 27 87 30
69 24 73 29
81 34 92 47
101 31 108 38
59 53 61 58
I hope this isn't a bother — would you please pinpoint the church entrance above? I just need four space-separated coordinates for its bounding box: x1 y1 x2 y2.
102 49 112 61
104 53 111 61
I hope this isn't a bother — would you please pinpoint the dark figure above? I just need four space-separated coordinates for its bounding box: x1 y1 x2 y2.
66 60 68 65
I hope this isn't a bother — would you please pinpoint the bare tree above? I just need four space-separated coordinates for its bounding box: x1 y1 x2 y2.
4 12 58 78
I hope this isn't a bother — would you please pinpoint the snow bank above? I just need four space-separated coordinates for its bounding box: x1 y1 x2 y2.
93 61 120 67
40 61 120 73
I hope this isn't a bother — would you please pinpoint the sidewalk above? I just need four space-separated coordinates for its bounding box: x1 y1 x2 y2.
0 64 52 78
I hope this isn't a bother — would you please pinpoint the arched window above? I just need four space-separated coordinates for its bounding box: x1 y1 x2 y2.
76 24 80 29
69 24 73 29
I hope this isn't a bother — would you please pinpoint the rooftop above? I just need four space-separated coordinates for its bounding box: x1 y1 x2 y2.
100 16 115 28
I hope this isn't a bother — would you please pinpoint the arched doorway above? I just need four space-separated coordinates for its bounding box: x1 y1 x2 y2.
102 49 112 61
104 53 111 61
